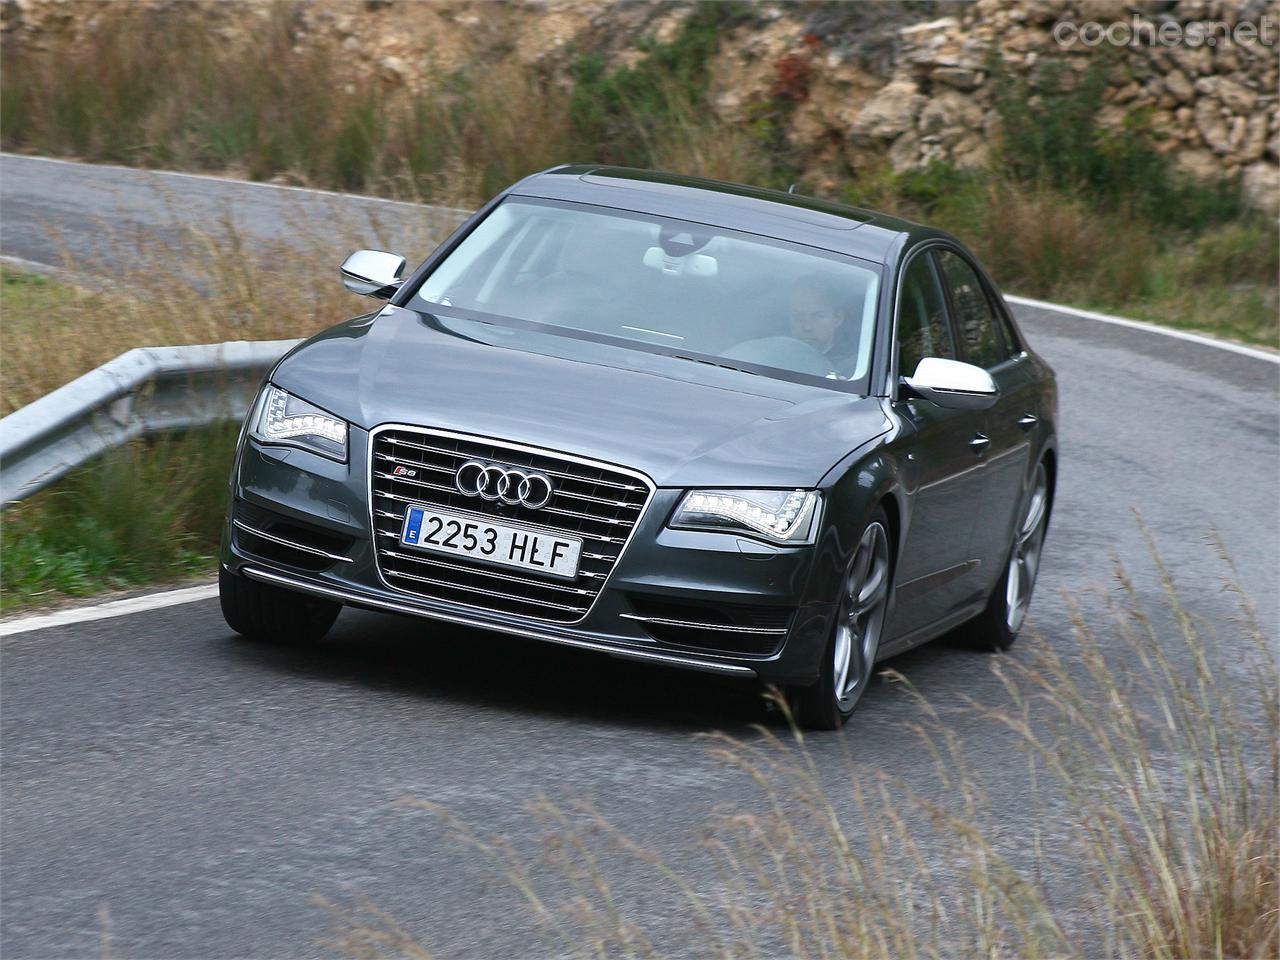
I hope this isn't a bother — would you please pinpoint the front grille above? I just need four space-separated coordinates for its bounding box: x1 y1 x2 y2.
369 427 654 623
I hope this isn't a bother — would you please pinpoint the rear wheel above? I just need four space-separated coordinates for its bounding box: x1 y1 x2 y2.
219 566 341 644
966 461 1049 651
792 508 892 730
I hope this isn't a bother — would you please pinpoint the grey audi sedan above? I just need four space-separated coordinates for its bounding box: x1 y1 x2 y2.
219 166 1057 729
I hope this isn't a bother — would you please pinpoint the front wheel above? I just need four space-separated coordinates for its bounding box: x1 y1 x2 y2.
791 508 892 730
966 461 1049 651
219 566 341 644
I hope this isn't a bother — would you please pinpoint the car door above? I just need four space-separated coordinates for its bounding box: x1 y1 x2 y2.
934 248 1035 591
885 249 990 639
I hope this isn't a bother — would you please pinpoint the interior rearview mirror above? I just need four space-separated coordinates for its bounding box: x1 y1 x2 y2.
902 357 999 411
341 249 406 298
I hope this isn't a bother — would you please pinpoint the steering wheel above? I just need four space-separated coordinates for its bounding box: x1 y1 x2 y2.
722 336 834 378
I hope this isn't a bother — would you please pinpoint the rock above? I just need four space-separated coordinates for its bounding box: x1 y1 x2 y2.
899 16 960 41
1164 69 1195 103
1195 98 1234 154
951 134 991 169
1175 0 1210 18
1240 112 1270 162
378 55 410 82
930 67 983 90
1170 45 1212 77
1079 0 1131 20
850 81 925 141
1020 0 1065 24
888 130 921 171
1110 82 1142 103
1242 161 1280 217
1216 77 1259 114
917 90 985 143
1174 148 1222 179
1228 115 1249 153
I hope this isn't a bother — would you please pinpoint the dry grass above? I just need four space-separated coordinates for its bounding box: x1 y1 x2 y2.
0 198 462 414
327 535 1277 959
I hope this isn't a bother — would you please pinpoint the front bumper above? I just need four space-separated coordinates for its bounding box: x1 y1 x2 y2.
222 434 835 684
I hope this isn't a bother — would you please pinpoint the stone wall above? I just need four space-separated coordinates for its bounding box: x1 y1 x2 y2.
709 0 1279 214
5 0 1277 213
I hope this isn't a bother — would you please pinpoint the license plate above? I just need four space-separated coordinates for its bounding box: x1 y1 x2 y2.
399 505 582 580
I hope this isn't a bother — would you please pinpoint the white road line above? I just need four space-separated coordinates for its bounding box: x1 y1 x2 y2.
1004 294 1278 364
0 151 469 215
0 583 218 638
0 253 66 277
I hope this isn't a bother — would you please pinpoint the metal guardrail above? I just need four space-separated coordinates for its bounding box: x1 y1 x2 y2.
0 339 299 505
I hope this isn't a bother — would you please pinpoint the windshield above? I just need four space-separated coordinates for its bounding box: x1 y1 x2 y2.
409 198 881 390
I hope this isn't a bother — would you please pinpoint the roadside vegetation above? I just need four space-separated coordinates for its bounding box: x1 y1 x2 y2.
0 425 236 612
3 4 1276 347
324 540 1278 959
0 209 456 609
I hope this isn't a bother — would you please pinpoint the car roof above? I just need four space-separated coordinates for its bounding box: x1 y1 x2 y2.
506 165 946 266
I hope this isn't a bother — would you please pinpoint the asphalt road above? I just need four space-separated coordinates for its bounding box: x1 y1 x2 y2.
2 154 1278 959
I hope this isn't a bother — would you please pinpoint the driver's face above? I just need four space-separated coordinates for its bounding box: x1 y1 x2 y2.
789 289 843 354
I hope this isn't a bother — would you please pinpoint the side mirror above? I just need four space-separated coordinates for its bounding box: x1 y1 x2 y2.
341 249 406 298
902 357 998 410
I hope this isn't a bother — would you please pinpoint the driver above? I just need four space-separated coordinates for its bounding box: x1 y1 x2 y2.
788 274 856 373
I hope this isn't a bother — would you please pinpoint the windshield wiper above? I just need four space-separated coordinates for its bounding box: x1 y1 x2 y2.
671 354 760 377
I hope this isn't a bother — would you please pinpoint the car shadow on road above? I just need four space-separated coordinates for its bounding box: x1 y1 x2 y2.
219 606 1002 736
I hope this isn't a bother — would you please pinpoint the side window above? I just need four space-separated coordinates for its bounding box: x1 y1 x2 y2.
993 301 1021 356
896 252 953 378
935 249 1006 369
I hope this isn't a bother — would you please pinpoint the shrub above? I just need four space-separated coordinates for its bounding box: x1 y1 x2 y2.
988 54 1243 231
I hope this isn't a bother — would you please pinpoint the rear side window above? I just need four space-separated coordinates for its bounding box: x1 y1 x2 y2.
935 249 1007 369
896 253 953 377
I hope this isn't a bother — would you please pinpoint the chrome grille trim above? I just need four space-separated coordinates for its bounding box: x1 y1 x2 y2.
373 489 627 543
374 456 642 509
232 519 354 563
618 612 789 635
382 438 645 491
368 425 656 624
376 543 606 586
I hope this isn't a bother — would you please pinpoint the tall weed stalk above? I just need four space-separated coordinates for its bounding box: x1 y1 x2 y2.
327 536 1276 958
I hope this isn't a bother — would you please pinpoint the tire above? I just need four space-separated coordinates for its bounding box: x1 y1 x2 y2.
791 506 893 730
219 565 341 644
965 461 1049 652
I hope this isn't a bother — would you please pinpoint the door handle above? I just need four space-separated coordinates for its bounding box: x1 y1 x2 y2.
1017 413 1038 430
969 433 990 454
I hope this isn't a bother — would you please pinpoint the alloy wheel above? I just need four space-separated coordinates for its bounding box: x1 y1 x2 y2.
1005 463 1048 634
832 521 891 710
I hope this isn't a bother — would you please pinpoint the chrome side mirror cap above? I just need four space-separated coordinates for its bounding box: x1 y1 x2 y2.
341 249 406 298
903 357 999 411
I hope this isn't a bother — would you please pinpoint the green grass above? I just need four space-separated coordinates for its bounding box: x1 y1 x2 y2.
0 426 236 612
0 267 96 343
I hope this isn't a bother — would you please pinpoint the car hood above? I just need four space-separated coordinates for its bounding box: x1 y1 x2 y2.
271 306 890 487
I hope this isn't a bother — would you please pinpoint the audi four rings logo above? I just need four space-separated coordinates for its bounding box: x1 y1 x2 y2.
454 460 554 509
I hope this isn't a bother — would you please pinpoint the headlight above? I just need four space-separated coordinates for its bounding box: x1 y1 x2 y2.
250 384 348 462
671 489 821 545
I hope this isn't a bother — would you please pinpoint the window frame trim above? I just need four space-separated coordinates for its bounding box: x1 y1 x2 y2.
887 240 964 401
931 244 1026 373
